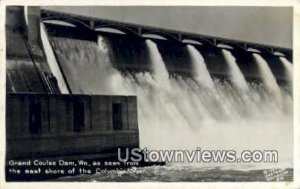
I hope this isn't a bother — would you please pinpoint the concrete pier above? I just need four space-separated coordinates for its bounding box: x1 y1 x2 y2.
6 6 60 93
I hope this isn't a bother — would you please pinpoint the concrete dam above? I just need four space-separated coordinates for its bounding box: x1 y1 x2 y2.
40 9 292 85
6 6 293 178
6 7 293 94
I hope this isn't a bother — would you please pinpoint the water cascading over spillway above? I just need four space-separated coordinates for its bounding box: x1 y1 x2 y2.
187 45 215 89
48 35 293 169
221 49 263 117
222 49 249 92
40 23 69 94
145 40 170 88
49 35 128 95
252 53 282 105
279 57 293 82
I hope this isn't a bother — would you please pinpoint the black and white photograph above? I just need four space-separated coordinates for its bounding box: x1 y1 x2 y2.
2 2 297 184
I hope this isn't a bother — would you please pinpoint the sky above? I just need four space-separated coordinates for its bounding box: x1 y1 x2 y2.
45 6 293 48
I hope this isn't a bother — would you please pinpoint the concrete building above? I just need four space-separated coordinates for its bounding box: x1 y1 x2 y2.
6 93 139 159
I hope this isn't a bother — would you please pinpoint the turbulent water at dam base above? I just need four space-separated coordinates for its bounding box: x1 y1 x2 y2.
42 24 293 181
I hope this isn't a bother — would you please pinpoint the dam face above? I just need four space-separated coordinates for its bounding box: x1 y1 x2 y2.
43 22 292 85
42 12 293 147
5 6 294 181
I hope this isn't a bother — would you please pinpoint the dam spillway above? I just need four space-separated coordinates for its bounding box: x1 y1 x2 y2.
5 6 293 176
40 9 292 84
43 22 293 152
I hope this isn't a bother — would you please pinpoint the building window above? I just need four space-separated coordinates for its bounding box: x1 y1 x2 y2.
112 103 122 130
29 101 42 134
73 102 85 132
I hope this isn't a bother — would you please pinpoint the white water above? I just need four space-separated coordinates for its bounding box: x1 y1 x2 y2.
253 53 282 105
187 45 214 89
50 35 129 95
40 23 69 94
222 49 249 92
145 40 171 89
50 37 293 169
279 57 293 82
